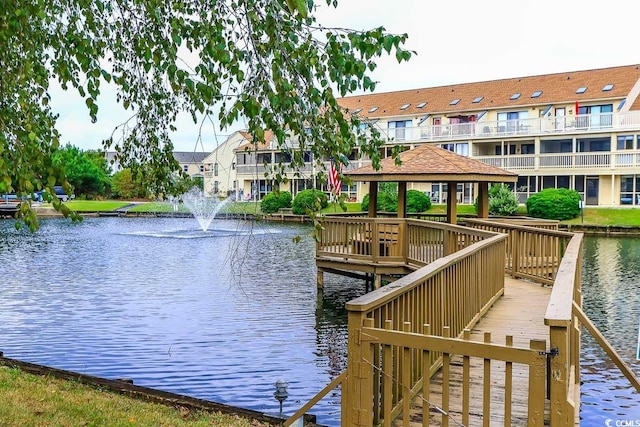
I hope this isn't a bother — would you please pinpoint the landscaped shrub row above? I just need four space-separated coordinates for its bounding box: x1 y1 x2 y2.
526 188 581 220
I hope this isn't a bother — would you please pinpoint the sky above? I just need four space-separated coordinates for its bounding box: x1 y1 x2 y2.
51 0 640 153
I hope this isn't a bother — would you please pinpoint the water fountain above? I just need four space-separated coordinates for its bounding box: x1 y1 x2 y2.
180 187 229 232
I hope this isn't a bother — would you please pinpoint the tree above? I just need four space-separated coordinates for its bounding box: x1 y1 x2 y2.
111 168 148 199
51 144 111 198
2 0 412 230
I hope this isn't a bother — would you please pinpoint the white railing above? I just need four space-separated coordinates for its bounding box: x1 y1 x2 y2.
377 111 640 143
477 150 640 171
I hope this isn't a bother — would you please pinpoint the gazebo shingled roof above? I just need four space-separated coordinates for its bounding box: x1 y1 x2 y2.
346 144 517 183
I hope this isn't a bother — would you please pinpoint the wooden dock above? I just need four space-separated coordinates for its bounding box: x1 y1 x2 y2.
399 277 553 427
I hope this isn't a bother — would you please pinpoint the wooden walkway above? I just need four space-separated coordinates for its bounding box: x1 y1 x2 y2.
399 277 552 427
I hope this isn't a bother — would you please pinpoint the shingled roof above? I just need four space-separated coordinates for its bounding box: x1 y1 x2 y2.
346 144 517 183
338 64 640 118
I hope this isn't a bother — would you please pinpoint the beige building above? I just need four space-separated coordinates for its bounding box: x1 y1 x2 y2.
338 63 640 207
209 64 640 207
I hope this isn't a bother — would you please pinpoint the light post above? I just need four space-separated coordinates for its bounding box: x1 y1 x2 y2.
274 379 288 416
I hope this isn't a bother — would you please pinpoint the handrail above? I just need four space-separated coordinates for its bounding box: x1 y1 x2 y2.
283 371 347 427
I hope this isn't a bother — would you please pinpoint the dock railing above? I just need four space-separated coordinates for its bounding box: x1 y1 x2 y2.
465 218 573 285
342 232 507 426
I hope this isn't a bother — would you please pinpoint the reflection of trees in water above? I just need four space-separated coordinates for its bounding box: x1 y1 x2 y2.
315 276 367 383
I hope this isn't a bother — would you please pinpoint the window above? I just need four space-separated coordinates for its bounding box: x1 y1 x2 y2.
521 143 535 154
577 104 613 128
368 106 379 113
472 96 484 103
183 165 188 172
232 162 236 170
618 135 634 150
400 103 410 110
510 93 521 100
497 111 528 132
213 181 219 193
531 91 542 98
416 101 427 108
352 108 362 114
602 84 614 92
199 165 204 172
450 98 460 105
619 175 640 205
388 120 412 141
576 86 587 94
214 163 219 176
232 180 237 189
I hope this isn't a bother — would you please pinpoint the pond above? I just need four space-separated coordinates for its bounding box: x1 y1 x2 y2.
0 217 363 426
0 218 638 425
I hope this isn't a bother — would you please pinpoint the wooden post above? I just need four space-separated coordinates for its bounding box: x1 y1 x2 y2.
548 325 572 427
368 182 378 218
446 182 457 225
397 181 407 219
316 269 323 289
477 182 489 218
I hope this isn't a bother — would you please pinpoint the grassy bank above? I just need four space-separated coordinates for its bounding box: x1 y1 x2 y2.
0 366 268 427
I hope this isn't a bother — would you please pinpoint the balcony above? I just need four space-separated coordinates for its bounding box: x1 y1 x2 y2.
378 111 640 143
476 150 640 171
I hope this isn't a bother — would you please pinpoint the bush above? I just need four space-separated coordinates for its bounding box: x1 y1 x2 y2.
526 188 581 220
361 189 431 213
360 182 398 212
406 190 431 212
474 183 518 216
260 191 292 214
291 189 328 215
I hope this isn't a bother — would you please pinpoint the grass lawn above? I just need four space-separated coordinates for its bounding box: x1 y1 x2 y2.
561 207 640 226
55 200 132 212
0 366 267 427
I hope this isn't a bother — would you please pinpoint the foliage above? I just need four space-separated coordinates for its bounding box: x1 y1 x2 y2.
51 144 111 198
110 169 148 199
2 0 411 229
406 189 431 213
260 191 292 214
292 189 328 215
361 182 398 212
526 188 581 220
361 187 431 213
474 183 519 216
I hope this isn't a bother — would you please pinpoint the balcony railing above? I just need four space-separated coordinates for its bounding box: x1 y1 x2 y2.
477 150 640 171
378 111 640 143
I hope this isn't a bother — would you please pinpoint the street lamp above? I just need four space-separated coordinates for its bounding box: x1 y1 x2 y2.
274 379 288 415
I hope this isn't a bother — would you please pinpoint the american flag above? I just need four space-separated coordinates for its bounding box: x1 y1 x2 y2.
328 157 341 196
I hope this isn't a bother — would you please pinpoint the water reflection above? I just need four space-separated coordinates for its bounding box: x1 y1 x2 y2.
0 218 364 426
581 236 640 425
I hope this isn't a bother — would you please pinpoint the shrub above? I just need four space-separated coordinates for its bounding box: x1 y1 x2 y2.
474 183 519 216
361 189 431 213
360 182 398 212
406 190 431 213
526 188 581 220
291 189 328 215
260 191 292 214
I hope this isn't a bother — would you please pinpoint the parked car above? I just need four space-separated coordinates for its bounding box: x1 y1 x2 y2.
53 186 75 202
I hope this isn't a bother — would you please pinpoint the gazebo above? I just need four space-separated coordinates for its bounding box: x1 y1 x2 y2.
346 144 518 223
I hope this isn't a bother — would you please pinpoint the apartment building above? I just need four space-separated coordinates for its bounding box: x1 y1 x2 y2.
338 64 640 206
207 64 640 206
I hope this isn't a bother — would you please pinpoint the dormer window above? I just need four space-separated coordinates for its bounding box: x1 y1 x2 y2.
450 98 460 105
472 96 484 103
510 93 521 100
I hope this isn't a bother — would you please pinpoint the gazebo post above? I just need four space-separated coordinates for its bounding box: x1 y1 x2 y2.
446 182 458 224
368 182 378 218
477 182 489 218
397 182 407 218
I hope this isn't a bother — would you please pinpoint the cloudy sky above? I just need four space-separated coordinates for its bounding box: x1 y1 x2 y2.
52 0 640 152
